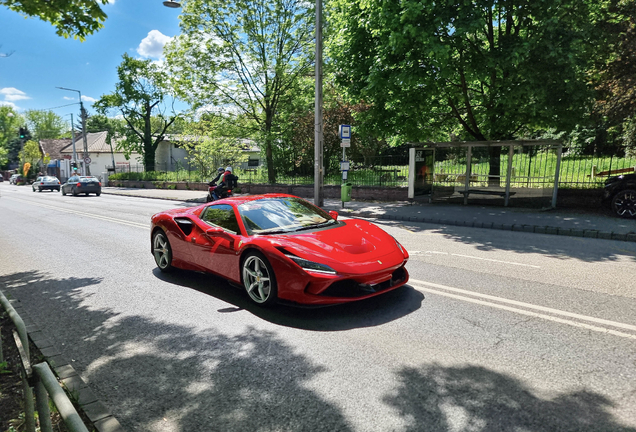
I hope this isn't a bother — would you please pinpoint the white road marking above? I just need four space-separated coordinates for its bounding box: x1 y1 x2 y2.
3 197 149 229
410 278 636 339
411 250 540 268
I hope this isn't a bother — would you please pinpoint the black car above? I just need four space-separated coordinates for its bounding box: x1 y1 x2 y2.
61 176 102 196
603 173 636 218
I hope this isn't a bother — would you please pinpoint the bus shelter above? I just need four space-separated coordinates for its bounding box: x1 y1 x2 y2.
408 140 563 207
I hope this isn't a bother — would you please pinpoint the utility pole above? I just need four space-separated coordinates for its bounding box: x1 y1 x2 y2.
79 100 90 175
314 0 324 207
70 113 78 174
57 87 90 175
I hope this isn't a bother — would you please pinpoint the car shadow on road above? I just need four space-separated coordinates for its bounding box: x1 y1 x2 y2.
384 363 636 432
152 268 424 331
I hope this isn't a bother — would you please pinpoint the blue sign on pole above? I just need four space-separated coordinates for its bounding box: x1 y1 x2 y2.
339 125 351 139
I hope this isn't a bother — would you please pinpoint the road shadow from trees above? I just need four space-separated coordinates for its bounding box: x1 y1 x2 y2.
376 219 636 263
385 363 636 432
152 268 424 331
2 270 355 432
3 271 634 431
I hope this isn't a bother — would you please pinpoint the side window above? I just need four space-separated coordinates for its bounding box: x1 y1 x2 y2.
201 204 240 234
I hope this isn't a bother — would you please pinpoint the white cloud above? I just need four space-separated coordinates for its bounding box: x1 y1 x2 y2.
1 87 30 102
81 95 97 103
0 101 18 109
137 30 172 59
63 96 75 100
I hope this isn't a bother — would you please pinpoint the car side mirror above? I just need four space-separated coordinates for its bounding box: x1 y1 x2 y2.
329 210 338 221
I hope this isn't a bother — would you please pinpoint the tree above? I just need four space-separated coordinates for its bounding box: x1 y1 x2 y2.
329 0 603 185
95 54 178 171
181 114 250 178
1 0 108 41
165 0 315 183
19 140 48 178
23 109 66 140
592 1 636 156
0 106 21 147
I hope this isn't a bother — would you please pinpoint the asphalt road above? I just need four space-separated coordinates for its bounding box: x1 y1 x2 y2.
1 183 636 432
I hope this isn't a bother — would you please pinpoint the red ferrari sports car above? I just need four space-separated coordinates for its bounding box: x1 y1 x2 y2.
150 194 409 306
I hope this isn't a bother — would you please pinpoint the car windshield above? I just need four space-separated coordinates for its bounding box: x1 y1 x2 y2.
238 197 336 235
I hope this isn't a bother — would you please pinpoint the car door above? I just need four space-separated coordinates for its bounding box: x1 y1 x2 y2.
189 204 242 280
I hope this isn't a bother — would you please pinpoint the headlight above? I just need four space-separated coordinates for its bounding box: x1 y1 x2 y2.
285 254 336 274
391 236 405 254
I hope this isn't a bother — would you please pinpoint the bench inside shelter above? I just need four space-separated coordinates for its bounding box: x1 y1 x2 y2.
458 189 516 198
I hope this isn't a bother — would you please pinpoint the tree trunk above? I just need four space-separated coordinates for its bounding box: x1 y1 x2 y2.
265 108 276 183
143 104 155 172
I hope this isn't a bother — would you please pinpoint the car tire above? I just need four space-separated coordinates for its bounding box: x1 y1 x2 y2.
62 188 66 196
241 251 278 306
32 186 36 192
72 188 78 196
96 192 101 196
38 187 42 192
152 230 173 272
85 193 89 196
611 189 636 218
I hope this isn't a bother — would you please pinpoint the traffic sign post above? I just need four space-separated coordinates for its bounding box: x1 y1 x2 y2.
339 125 352 208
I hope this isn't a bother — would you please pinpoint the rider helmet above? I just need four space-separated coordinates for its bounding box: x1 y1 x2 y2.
217 167 225 173
225 166 233 173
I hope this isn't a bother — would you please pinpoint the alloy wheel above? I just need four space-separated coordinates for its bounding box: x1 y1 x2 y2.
152 231 173 271
242 253 276 304
612 189 636 218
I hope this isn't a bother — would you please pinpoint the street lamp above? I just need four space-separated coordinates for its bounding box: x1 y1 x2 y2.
56 87 90 175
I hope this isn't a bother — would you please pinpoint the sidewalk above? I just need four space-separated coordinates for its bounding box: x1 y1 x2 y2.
102 187 636 242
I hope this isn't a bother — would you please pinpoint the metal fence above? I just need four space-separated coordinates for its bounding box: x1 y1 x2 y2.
1 290 90 432
432 147 636 189
107 152 635 188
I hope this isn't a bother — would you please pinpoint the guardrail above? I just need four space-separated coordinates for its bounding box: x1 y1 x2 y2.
0 290 89 432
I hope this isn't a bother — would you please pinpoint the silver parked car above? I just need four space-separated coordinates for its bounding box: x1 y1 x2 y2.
32 176 61 192
61 176 102 196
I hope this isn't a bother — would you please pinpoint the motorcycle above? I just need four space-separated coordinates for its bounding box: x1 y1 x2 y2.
205 183 233 202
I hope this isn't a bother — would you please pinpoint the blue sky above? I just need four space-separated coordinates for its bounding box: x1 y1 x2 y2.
0 0 184 123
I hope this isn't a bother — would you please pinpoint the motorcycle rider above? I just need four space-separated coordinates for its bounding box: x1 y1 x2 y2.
213 166 238 200
209 167 225 187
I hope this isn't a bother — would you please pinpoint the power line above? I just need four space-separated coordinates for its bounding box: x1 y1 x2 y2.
41 102 81 110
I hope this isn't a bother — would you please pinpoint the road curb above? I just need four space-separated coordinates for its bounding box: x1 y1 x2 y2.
6 296 127 432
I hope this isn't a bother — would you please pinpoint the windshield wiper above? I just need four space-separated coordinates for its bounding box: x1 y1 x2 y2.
293 220 336 232
255 228 294 235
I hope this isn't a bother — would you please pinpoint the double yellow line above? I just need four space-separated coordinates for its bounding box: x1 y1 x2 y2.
410 278 636 340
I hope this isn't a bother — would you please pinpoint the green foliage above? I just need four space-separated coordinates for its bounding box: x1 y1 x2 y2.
0 106 22 147
95 53 178 171
328 0 602 142
19 140 45 178
165 0 315 183
1 0 108 41
23 109 66 139
180 114 249 178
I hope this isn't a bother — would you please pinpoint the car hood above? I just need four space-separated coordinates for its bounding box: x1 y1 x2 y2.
267 219 406 272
